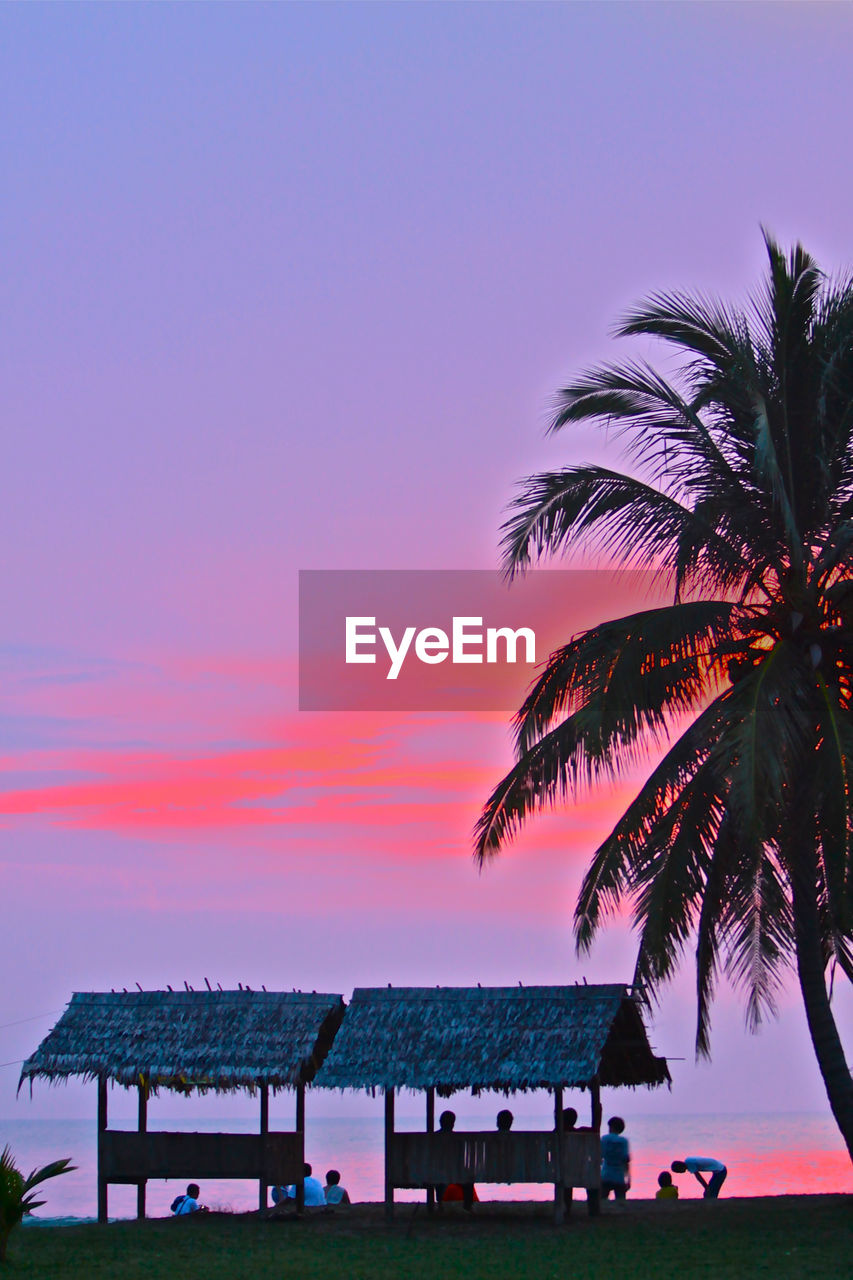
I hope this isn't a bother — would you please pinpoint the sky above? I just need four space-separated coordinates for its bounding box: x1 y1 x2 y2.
2 2 853 1128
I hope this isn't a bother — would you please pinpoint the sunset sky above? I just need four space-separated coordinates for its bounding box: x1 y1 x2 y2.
3 3 853 1125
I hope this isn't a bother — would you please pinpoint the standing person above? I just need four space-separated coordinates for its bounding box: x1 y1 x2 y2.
600 1116 630 1200
496 1109 514 1132
671 1156 727 1199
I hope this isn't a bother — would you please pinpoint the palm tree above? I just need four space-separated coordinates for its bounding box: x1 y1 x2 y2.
475 234 853 1160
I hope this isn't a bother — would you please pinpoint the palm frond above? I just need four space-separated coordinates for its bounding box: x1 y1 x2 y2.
750 389 803 568
714 641 815 844
616 291 749 373
722 847 792 1031
814 521 853 586
813 679 853 939
474 704 628 864
514 600 735 754
573 695 728 951
500 466 747 595
22 1158 76 1193
549 360 741 489
694 816 738 1057
630 761 727 989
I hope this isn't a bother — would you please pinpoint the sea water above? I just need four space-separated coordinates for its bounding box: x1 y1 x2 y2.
5 1111 851 1222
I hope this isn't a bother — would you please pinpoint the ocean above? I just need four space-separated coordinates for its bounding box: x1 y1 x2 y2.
5 1111 851 1222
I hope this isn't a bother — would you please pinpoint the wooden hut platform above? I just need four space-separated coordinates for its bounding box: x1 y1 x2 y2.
19 989 345 1221
313 984 669 1221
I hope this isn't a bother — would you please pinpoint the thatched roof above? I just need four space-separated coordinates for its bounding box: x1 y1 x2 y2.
19 990 345 1094
314 985 669 1094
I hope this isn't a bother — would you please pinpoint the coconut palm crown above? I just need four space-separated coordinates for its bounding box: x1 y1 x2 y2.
475 234 853 1159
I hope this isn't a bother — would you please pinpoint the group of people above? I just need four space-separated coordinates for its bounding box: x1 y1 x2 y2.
661 1158 728 1200
435 1108 728 1208
433 1107 528 1208
598 1115 728 1202
270 1164 351 1208
170 1165 351 1215
171 1114 728 1214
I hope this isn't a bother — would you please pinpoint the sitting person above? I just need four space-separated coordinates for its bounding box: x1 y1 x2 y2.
441 1182 480 1206
297 1163 327 1207
323 1169 351 1206
435 1110 475 1211
496 1109 514 1132
170 1182 207 1214
671 1156 727 1199
562 1105 595 1214
439 1109 456 1133
656 1170 679 1200
272 1162 327 1207
600 1116 630 1200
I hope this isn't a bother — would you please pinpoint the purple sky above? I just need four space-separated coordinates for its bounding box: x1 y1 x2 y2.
2 3 852 1131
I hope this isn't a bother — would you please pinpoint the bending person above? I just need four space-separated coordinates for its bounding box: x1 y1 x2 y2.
671 1156 727 1198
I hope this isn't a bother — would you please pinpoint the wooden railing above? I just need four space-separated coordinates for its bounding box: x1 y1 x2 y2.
389 1130 600 1188
99 1129 302 1184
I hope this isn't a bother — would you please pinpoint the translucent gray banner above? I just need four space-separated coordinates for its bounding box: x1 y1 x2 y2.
299 569 664 711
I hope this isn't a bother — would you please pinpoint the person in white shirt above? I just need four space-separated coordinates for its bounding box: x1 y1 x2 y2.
323 1169 351 1206
671 1156 728 1198
171 1182 207 1214
272 1162 327 1208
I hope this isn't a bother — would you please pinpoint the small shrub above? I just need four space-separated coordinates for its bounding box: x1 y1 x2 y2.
0 1144 76 1262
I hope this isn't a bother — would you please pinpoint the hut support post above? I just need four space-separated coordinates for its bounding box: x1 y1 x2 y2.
384 1087 395 1223
553 1086 564 1224
259 1084 269 1211
425 1087 435 1213
295 1083 305 1212
97 1076 108 1224
136 1082 148 1220
588 1077 601 1217
590 1076 602 1131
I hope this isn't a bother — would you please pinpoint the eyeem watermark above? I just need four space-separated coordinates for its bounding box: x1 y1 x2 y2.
345 616 536 680
299 569 663 711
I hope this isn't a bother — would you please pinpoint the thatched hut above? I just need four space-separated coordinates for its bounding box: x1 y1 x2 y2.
314 984 669 1220
20 989 344 1220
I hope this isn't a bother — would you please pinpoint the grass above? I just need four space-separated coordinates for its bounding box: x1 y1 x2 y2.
8 1196 851 1279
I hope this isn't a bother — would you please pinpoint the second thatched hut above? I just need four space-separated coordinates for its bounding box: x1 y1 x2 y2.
314 983 669 1219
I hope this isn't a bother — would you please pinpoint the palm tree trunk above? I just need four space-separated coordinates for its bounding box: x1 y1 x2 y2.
791 852 853 1163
